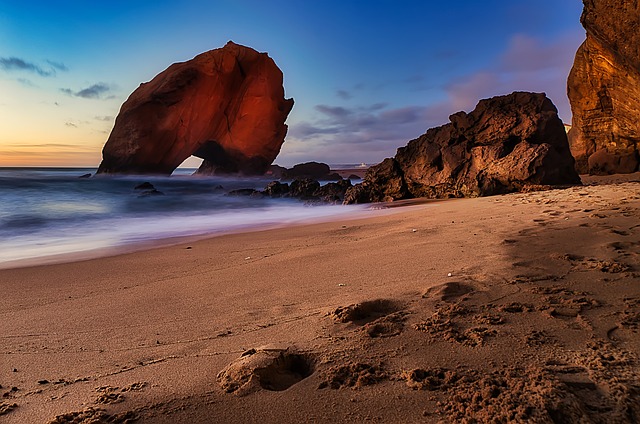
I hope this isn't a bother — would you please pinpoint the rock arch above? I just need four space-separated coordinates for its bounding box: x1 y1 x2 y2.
97 41 293 175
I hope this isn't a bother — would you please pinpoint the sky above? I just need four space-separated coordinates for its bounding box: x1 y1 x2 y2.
0 0 585 168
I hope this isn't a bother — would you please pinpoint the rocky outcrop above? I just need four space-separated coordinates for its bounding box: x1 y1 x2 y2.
264 162 341 181
567 0 640 174
229 178 353 204
97 41 293 175
344 92 581 204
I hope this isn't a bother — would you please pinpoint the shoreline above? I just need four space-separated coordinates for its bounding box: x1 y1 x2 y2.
4 169 636 272
0 166 370 271
1 174 639 423
0 201 431 271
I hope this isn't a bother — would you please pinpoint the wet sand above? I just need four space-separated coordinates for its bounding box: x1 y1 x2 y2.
1 174 639 423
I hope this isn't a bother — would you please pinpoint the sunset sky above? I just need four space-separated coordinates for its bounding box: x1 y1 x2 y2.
0 0 584 168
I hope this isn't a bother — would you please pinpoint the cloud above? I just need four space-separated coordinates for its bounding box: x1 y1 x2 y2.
65 122 78 128
76 83 111 99
94 115 113 122
0 57 53 76
315 105 353 119
16 78 37 88
280 32 583 166
499 34 578 73
0 57 68 77
445 72 502 111
46 60 69 72
336 89 352 100
436 32 583 123
0 145 99 166
5 142 93 150
60 83 113 99
286 101 451 164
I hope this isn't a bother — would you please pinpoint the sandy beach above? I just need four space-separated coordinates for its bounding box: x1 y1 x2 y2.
1 174 639 423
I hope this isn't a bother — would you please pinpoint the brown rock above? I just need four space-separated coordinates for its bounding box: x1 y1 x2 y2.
97 41 293 175
567 1 640 174
285 162 331 179
276 161 341 181
344 92 580 204
343 158 408 204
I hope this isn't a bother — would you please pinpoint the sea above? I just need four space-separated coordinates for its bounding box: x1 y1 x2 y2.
0 166 371 269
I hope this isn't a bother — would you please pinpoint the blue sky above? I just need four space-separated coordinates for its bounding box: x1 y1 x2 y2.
0 0 585 167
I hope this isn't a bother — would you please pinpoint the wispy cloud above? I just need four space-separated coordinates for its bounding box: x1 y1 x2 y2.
65 122 78 128
439 32 583 122
60 83 113 99
94 115 113 122
0 57 68 77
76 83 111 99
0 145 99 166
0 57 53 76
280 32 583 166
286 101 450 164
16 78 37 88
336 89 352 100
46 60 69 72
5 143 94 150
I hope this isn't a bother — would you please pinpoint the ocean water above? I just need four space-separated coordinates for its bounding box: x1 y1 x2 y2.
0 167 368 268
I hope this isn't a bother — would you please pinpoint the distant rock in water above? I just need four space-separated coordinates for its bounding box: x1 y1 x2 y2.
229 177 353 204
567 0 640 175
134 182 156 190
134 182 164 196
264 161 341 181
97 41 293 175
344 92 581 204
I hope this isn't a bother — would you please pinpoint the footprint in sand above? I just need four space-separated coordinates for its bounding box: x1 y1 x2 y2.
402 367 461 391
608 241 640 253
497 302 535 313
542 209 563 217
330 299 407 338
530 286 600 321
217 348 315 395
545 342 640 420
583 258 630 273
561 253 632 273
422 281 476 303
435 367 599 423
414 303 496 347
317 362 387 390
93 382 146 405
0 402 18 417
47 408 137 424
94 387 125 405
619 297 640 331
611 229 630 236
331 299 400 323
524 330 554 347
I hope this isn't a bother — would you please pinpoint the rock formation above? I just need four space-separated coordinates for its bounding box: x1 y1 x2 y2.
344 92 581 204
567 0 640 174
229 178 353 204
97 41 293 175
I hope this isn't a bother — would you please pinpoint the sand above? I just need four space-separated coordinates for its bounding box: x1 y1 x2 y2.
1 174 639 423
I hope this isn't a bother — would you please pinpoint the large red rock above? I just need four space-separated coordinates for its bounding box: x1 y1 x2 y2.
567 0 640 174
97 42 294 175
344 92 581 204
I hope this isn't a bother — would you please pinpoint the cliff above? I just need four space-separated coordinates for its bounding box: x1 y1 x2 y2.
567 0 640 174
